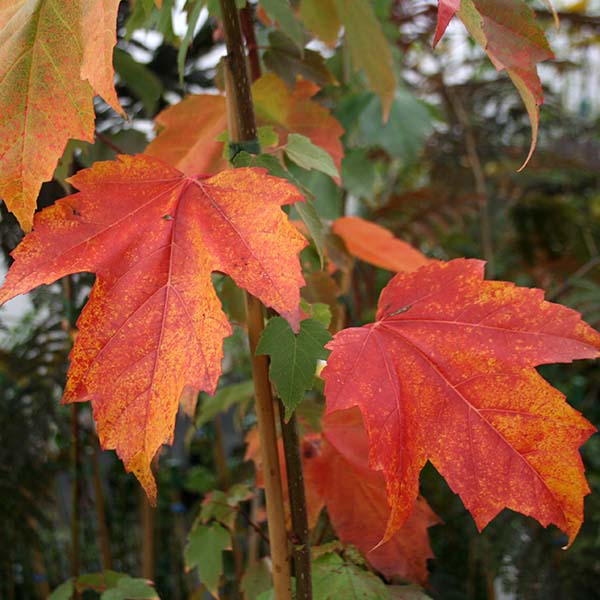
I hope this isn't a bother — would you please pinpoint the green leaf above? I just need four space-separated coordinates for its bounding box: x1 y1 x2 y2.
241 559 274 600
285 133 339 178
363 90 432 161
341 148 377 198
259 0 305 50
300 300 332 328
258 125 279 149
125 0 156 38
256 317 332 419
334 0 395 119
196 381 255 427
263 31 335 88
177 0 204 83
294 198 326 268
49 580 74 600
185 523 231 598
286 164 342 219
312 552 390 600
184 465 218 494
114 49 163 115
200 483 254 529
101 575 158 600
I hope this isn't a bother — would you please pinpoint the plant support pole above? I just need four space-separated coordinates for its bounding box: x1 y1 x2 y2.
219 1 292 598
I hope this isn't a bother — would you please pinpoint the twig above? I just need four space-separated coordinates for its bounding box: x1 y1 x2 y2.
279 411 312 600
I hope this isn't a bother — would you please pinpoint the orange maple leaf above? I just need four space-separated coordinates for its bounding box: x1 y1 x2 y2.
0 154 306 500
146 73 344 179
332 216 431 273
323 259 599 545
434 0 554 169
305 408 441 585
0 0 122 231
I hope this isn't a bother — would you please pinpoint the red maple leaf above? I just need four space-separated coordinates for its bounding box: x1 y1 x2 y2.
322 259 599 545
305 408 441 585
434 0 554 168
247 410 440 584
0 154 306 499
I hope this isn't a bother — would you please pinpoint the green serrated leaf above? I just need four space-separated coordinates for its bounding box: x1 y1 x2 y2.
312 552 390 600
256 317 331 419
260 0 305 50
285 133 339 178
177 0 204 83
196 381 255 427
185 523 231 598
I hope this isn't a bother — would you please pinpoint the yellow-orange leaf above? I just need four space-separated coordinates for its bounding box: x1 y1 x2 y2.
323 259 599 545
332 216 431 273
0 0 122 231
0 155 306 499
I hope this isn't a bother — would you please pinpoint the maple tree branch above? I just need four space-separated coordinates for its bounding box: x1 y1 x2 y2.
219 0 257 142
279 411 313 600
219 1 292 597
240 5 261 82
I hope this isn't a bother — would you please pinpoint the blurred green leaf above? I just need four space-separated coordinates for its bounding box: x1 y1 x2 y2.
285 133 339 178
114 49 163 114
185 523 231 597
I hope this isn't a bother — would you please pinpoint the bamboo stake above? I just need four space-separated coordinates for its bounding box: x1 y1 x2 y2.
219 2 292 596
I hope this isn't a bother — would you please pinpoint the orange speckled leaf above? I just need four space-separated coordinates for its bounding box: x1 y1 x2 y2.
434 0 553 169
146 73 344 178
80 0 123 114
0 155 306 500
305 408 440 584
0 0 121 231
332 216 431 273
322 259 599 545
